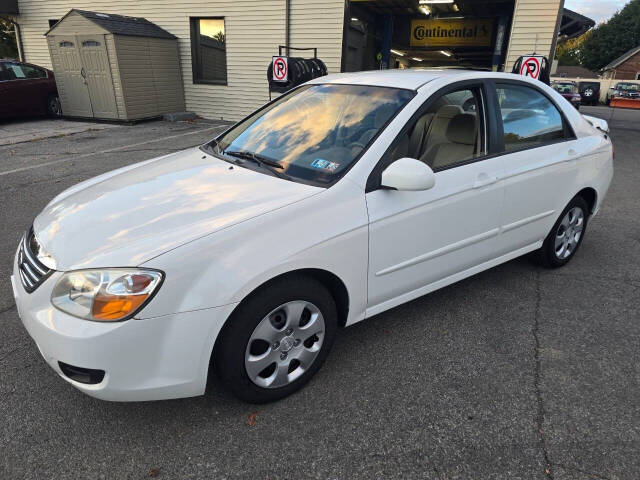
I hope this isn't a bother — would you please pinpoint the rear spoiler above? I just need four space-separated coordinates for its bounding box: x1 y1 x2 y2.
582 114 610 134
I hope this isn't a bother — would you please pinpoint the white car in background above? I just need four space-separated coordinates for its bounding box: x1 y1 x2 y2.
11 69 613 403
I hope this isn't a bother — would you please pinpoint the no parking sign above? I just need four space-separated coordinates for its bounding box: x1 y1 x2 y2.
272 56 288 82
519 55 544 80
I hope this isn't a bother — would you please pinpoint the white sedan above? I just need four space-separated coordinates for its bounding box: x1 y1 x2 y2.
11 70 613 403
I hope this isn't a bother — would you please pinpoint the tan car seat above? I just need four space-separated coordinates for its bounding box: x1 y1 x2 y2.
421 113 477 169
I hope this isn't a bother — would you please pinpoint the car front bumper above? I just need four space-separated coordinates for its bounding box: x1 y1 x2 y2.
11 252 237 402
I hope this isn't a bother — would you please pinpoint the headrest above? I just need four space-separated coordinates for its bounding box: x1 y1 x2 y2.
436 104 463 119
446 113 477 145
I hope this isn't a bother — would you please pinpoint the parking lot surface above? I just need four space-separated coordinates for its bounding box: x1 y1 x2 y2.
1 107 638 479
0 118 121 146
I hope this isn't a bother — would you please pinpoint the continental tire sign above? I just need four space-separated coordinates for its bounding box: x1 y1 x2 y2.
410 18 493 47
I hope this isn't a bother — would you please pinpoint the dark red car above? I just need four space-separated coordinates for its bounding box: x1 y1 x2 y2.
551 81 581 110
0 60 61 119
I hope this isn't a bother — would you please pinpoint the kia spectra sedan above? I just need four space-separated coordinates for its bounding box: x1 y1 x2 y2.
11 70 613 403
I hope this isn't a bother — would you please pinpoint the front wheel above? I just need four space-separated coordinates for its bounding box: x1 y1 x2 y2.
47 94 62 117
213 276 337 403
534 196 589 268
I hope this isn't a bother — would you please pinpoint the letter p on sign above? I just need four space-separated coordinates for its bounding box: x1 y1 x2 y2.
519 56 543 80
272 56 288 82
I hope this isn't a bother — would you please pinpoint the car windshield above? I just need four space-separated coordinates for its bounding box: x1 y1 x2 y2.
207 84 414 185
617 83 639 91
553 83 577 94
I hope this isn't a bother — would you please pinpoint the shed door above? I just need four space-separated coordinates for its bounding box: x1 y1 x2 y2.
51 36 93 117
77 35 118 119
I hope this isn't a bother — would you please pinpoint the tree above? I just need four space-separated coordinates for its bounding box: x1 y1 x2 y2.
580 0 640 70
213 31 225 45
555 32 591 66
0 18 19 59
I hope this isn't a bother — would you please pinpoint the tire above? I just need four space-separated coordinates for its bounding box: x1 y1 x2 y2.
213 275 338 403
534 196 589 268
47 94 62 118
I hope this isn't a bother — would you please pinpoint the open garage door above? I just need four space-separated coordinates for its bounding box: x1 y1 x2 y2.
344 0 514 72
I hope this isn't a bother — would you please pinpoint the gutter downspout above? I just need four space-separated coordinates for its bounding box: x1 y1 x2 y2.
14 22 24 61
285 0 290 54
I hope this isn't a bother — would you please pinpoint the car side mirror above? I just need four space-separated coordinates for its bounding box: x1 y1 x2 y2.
380 157 436 191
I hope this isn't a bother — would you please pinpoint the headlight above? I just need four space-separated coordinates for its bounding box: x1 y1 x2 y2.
51 269 163 322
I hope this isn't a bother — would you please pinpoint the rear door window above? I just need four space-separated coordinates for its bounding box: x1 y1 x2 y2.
496 83 567 151
20 65 47 79
3 63 46 80
7 63 26 79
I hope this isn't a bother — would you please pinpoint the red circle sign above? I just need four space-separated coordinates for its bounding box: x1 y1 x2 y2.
273 57 288 82
520 57 541 79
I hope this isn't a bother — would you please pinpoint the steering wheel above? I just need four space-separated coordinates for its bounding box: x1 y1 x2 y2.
462 98 477 112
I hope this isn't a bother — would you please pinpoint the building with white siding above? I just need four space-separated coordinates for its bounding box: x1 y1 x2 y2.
1 0 592 121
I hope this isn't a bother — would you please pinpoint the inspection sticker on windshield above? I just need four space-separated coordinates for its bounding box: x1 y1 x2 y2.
311 159 340 171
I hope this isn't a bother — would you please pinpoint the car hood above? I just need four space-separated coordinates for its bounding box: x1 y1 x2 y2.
33 147 323 270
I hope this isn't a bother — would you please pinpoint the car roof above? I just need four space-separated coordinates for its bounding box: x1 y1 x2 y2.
307 69 541 90
306 69 488 90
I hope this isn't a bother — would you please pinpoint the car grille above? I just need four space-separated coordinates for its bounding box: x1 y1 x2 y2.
17 229 53 293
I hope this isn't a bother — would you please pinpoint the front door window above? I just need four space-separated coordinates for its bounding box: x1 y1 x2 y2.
387 88 486 171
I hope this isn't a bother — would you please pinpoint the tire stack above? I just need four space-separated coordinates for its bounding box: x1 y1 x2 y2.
268 57 328 94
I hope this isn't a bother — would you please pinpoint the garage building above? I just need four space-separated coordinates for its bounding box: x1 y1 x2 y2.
1 0 593 121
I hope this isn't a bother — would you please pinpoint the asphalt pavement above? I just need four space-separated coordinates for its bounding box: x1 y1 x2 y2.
0 107 638 480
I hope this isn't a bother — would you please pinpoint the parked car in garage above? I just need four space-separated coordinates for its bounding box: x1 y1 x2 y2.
11 70 613 403
551 80 581 110
578 81 600 106
0 60 61 119
606 81 640 104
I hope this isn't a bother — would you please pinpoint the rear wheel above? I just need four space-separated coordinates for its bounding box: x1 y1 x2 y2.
47 94 62 117
214 276 337 403
534 196 589 268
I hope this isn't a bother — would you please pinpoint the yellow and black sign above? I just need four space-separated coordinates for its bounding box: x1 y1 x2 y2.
410 18 493 47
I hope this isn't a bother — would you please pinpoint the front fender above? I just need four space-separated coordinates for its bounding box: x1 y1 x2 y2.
139 179 369 326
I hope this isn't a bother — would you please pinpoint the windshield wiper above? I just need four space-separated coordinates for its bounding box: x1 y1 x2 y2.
223 149 293 181
224 150 285 169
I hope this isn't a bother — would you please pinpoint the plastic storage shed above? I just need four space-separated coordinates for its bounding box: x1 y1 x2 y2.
45 9 185 120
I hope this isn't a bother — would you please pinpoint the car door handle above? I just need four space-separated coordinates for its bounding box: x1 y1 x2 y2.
473 174 499 189
568 148 577 156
